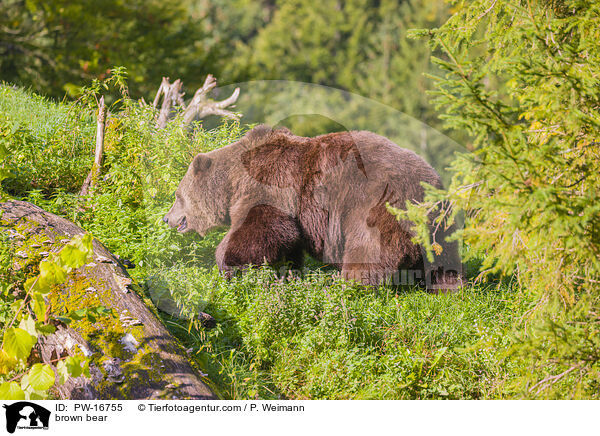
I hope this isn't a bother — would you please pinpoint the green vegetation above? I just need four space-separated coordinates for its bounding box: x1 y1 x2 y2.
0 224 99 400
1 0 598 399
0 0 215 100
0 81 531 399
397 0 600 398
160 267 529 399
1 0 460 168
0 85 96 194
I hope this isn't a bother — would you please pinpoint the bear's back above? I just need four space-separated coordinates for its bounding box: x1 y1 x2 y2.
224 125 443 211
308 130 442 205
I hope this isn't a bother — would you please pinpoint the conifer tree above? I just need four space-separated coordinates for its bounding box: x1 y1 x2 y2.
399 0 600 398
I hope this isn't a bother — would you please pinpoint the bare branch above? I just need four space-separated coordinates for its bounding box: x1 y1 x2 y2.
152 77 169 108
214 87 240 109
528 364 581 395
196 106 239 120
197 74 217 95
80 96 106 196
182 84 240 125
151 75 240 128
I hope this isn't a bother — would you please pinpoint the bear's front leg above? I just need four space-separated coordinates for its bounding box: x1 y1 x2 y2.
215 204 302 277
215 232 235 279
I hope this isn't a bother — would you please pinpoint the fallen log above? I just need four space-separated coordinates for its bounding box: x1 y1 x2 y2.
0 200 216 400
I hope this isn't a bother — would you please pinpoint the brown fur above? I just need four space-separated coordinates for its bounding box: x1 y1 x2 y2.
164 125 462 290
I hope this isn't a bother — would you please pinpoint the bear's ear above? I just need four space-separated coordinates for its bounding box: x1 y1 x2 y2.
274 125 292 135
192 154 212 175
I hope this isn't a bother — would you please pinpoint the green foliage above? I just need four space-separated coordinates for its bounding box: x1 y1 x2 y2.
3 328 36 361
1 0 461 168
0 0 218 100
229 0 461 172
395 0 600 398
0 85 96 194
26 363 55 391
1 79 505 399
0 78 246 280
0 233 95 400
56 356 88 384
238 0 451 134
0 382 25 400
243 0 373 85
160 265 527 399
3 56 597 399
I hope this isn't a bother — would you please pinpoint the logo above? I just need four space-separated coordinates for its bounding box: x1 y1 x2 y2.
2 402 50 433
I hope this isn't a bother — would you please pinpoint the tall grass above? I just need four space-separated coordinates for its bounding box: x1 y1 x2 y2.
158 265 529 399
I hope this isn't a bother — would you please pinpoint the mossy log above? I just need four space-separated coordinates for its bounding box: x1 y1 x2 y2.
0 200 216 400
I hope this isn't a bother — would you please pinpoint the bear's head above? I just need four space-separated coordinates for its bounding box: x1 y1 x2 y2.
163 153 230 236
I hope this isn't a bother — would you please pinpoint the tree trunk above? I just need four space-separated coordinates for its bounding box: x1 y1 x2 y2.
155 79 184 129
0 200 217 400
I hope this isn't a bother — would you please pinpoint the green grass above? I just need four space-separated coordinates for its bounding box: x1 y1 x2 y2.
0 84 535 399
150 263 530 399
0 84 96 194
0 84 76 138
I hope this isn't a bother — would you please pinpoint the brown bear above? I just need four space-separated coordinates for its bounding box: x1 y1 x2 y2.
164 125 462 290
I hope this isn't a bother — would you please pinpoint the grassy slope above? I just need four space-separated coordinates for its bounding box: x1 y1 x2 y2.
0 85 531 399
0 85 96 194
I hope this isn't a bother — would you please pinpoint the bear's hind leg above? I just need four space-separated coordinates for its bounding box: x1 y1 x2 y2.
339 207 423 287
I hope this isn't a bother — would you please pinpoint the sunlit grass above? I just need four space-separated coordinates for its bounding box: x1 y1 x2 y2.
157 264 530 399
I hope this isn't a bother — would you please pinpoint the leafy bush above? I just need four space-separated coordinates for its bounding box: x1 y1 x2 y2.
0 84 96 194
1 79 245 279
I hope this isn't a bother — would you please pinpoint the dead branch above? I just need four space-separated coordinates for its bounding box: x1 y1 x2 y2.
152 77 169 108
528 364 580 396
80 96 106 196
155 78 184 129
152 75 240 129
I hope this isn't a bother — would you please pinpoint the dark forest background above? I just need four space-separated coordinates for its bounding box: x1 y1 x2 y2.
0 0 453 139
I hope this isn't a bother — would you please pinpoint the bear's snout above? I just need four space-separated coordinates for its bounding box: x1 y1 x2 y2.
163 213 187 232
